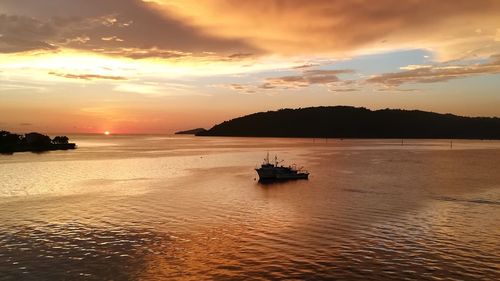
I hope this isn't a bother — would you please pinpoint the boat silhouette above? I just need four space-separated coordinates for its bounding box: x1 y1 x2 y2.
255 153 309 181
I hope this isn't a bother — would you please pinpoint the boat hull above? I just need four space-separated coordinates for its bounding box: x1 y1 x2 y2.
256 168 309 181
276 173 309 180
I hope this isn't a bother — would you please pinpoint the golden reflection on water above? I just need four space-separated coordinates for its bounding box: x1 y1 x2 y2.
0 136 499 280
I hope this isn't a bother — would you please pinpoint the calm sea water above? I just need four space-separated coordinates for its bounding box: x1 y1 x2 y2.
0 135 499 280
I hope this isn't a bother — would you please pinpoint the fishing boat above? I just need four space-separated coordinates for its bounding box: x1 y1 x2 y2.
255 153 309 181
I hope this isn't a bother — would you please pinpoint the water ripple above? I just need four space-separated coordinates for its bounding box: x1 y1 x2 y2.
1 137 499 280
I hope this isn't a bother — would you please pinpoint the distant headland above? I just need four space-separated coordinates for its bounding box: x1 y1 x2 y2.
0 131 76 154
196 106 500 139
175 128 207 135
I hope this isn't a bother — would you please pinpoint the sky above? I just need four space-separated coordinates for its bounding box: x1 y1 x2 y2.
1 0 500 134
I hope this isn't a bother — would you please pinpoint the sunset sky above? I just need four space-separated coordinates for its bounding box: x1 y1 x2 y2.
1 0 500 134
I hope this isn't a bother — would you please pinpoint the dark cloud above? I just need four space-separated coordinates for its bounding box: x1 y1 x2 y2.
329 88 358 93
48 72 127 81
227 53 253 59
293 64 320 70
0 0 261 58
367 55 500 86
375 88 419 93
0 14 59 53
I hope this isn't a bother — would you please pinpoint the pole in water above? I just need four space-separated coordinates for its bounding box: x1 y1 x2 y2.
401 139 404 146
450 140 453 149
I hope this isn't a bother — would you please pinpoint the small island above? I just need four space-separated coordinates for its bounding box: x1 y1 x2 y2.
196 106 500 139
175 128 207 135
0 131 77 154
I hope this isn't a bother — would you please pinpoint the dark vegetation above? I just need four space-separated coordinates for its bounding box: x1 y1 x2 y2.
175 128 207 135
0 131 76 154
196 106 500 139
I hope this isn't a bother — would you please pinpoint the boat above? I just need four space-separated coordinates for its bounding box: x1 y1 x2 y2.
255 153 309 181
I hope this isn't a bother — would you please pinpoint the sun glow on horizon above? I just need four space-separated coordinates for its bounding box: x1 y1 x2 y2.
104 131 110 135
0 49 299 77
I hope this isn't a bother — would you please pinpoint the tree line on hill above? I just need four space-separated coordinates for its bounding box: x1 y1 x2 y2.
196 106 500 139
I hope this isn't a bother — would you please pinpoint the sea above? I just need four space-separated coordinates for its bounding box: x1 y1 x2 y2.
0 135 499 280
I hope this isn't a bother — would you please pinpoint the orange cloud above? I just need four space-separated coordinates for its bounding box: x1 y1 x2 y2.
260 69 353 89
159 0 500 60
3 0 500 62
221 69 354 92
367 55 500 86
48 71 127 81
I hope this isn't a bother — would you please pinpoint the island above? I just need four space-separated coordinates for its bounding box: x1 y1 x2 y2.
196 106 500 139
175 128 207 135
0 131 77 154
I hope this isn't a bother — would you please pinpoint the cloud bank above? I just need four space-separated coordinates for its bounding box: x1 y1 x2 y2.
0 0 260 58
367 55 500 86
159 0 500 61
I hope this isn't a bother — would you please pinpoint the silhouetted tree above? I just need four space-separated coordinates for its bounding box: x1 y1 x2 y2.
0 131 22 146
1 130 76 153
52 136 69 144
25 132 52 147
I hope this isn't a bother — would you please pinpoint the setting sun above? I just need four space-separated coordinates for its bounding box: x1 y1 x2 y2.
104 131 110 135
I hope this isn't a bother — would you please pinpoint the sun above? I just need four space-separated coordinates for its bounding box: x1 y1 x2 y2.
104 131 110 135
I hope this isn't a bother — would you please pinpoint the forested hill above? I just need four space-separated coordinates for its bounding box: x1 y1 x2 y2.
196 106 500 139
